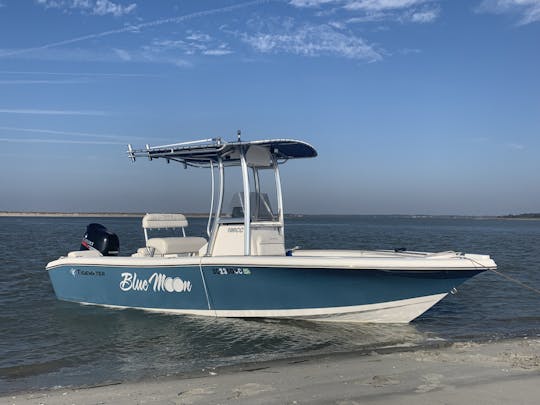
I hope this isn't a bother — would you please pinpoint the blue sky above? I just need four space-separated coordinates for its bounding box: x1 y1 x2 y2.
0 0 538 215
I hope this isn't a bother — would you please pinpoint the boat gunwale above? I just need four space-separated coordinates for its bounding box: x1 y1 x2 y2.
46 254 495 271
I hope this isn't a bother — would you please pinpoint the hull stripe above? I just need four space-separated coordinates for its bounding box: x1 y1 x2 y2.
75 293 447 323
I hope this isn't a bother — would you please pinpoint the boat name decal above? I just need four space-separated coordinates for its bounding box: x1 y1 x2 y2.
119 272 192 293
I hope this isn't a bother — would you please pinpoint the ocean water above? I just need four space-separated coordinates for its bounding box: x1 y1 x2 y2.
1 216 539 394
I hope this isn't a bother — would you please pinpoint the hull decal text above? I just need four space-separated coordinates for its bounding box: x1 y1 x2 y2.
119 272 192 293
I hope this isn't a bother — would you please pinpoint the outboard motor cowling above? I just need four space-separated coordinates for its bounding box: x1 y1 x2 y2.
80 223 119 256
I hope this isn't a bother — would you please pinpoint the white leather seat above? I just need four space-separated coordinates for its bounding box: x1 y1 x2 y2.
147 237 207 255
138 213 207 257
142 213 188 229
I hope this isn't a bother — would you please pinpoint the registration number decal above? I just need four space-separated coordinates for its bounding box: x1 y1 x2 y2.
213 267 251 275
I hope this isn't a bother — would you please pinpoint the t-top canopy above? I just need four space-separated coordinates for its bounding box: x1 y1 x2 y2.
127 138 317 167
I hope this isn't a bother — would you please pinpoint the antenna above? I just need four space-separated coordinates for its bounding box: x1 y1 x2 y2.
237 129 241 142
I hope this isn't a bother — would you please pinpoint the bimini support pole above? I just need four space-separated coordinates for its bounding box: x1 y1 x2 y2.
207 157 225 256
240 147 251 255
273 156 284 234
206 160 215 238
253 167 260 220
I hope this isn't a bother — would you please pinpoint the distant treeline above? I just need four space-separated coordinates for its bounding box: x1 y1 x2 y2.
499 213 540 219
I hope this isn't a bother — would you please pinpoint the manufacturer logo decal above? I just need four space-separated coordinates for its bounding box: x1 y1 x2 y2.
70 268 104 277
119 272 192 293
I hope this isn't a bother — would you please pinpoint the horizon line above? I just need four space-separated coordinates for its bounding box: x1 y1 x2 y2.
1 211 537 218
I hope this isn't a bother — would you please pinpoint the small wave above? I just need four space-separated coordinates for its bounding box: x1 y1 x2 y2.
0 356 80 380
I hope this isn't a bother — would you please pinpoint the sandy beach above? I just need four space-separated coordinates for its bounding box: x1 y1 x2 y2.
4 338 539 405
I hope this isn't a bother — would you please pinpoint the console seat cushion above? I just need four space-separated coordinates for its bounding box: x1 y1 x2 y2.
143 213 188 229
147 237 207 255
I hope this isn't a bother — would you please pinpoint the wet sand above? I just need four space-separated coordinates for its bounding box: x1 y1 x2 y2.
4 338 540 404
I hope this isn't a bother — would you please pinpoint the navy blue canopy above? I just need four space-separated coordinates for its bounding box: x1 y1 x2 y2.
128 138 317 167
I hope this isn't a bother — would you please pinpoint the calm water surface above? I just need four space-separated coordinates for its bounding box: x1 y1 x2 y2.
1 216 539 393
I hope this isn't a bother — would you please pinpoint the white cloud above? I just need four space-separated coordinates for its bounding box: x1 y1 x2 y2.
345 5 438 23
145 32 233 57
203 49 234 56
146 39 186 52
93 0 136 16
346 12 389 22
507 142 525 150
138 50 192 68
239 19 382 61
5 1 264 58
402 6 439 22
172 59 192 68
344 0 430 11
398 47 421 54
186 32 212 42
478 0 540 24
36 0 137 17
0 46 191 68
328 20 346 29
289 0 337 6
0 47 123 62
113 48 132 61
289 0 433 11
290 0 440 24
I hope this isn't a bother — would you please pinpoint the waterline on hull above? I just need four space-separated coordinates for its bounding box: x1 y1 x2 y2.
74 293 448 323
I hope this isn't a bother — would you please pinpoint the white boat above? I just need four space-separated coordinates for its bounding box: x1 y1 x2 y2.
46 137 496 323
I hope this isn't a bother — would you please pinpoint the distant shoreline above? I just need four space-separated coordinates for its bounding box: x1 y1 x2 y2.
1 211 539 219
0 212 208 218
497 213 540 220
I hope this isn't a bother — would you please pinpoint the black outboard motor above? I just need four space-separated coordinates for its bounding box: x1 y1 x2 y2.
80 223 119 256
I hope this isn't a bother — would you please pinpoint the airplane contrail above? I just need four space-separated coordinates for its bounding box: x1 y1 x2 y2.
0 138 125 145
0 126 136 140
0 71 161 78
0 108 107 115
0 0 270 58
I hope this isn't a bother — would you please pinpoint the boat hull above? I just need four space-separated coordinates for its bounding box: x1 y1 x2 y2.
47 262 484 323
